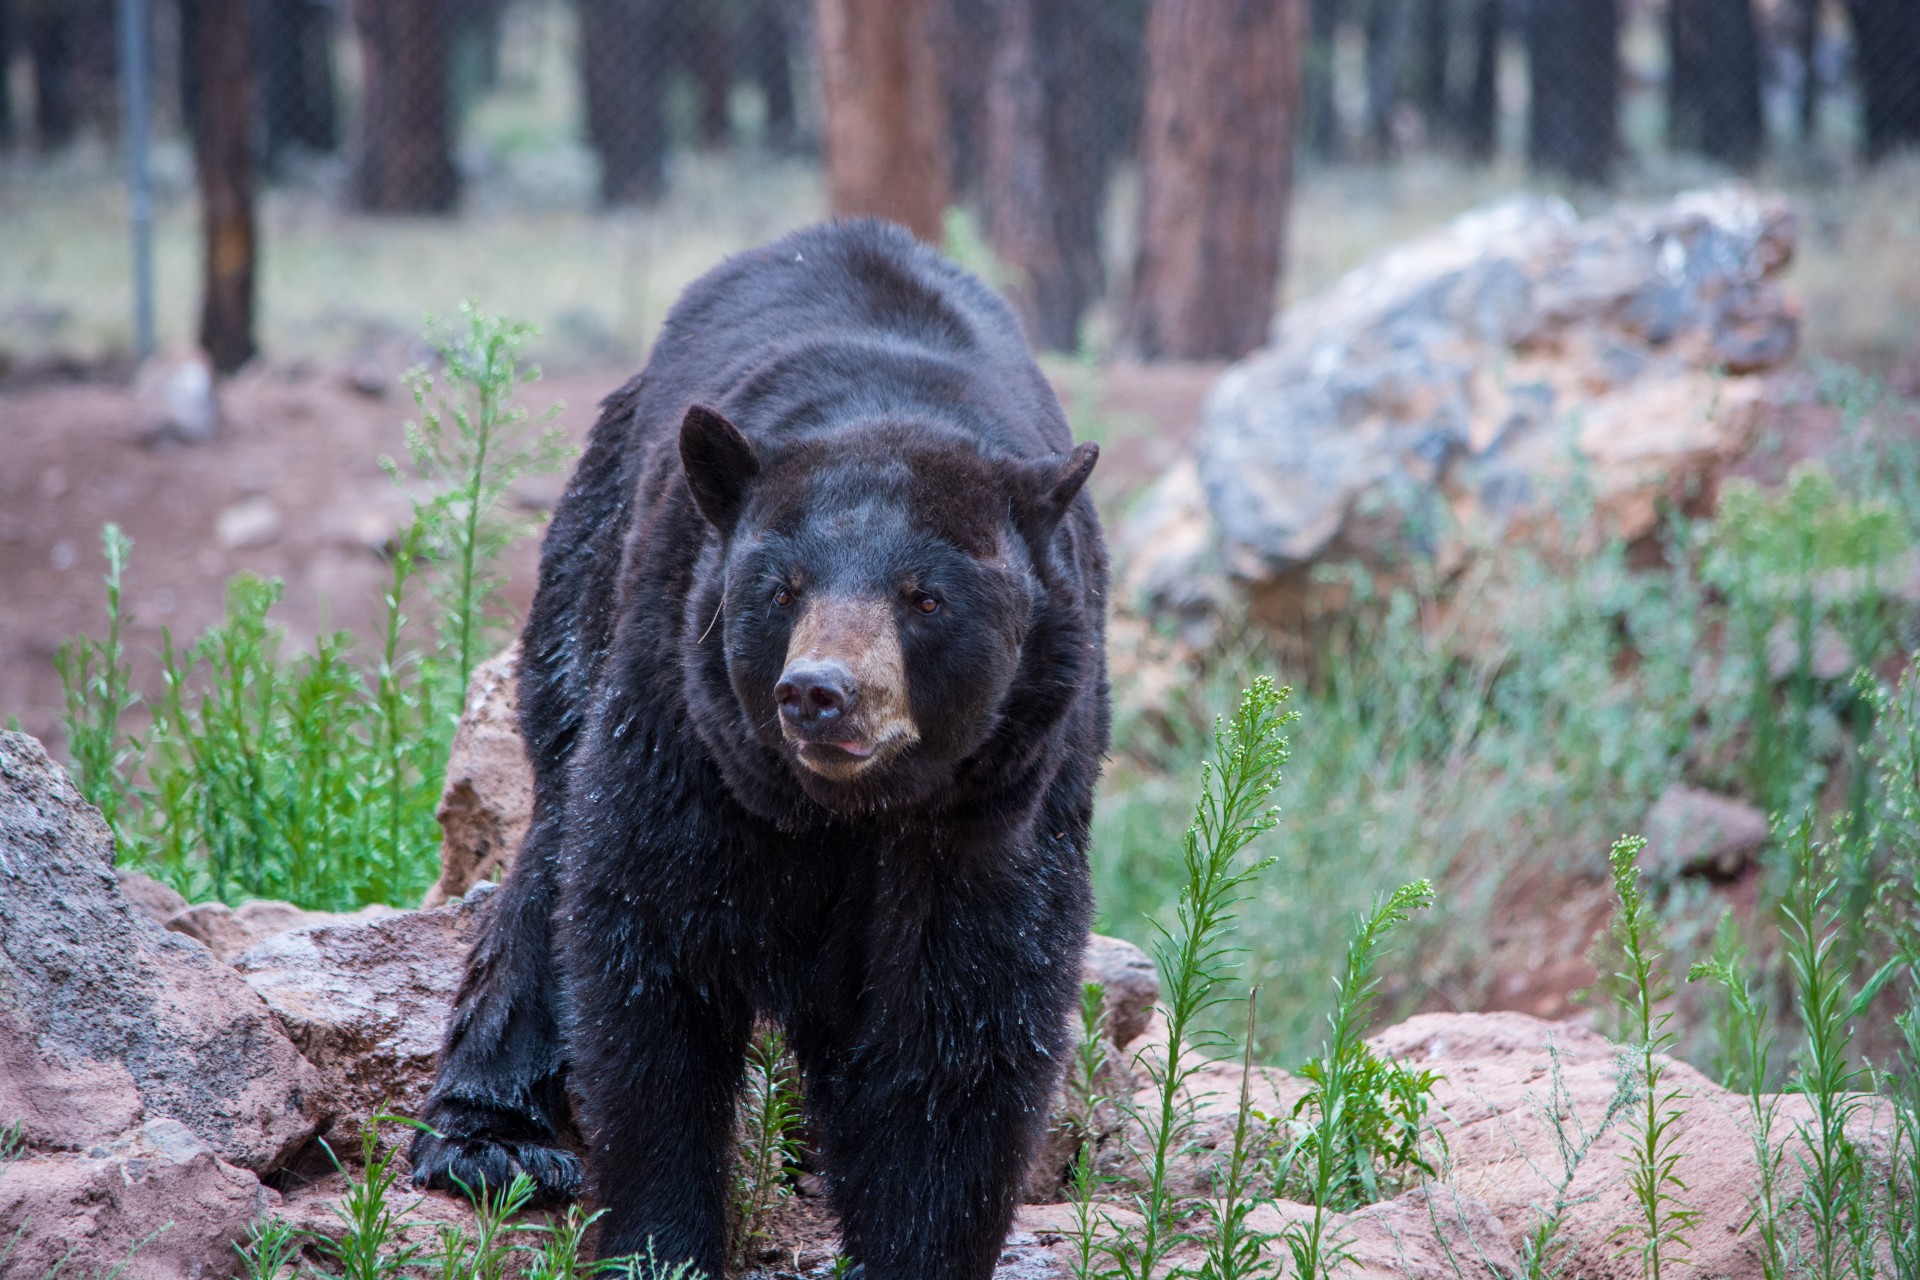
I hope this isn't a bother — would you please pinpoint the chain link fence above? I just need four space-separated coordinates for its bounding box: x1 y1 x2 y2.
0 0 1916 367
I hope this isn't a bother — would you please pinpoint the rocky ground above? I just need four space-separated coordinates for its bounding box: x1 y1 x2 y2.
0 720 1895 1278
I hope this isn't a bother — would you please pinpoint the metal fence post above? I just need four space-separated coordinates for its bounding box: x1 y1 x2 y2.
118 0 155 361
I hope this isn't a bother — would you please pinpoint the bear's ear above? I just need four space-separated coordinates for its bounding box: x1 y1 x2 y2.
1011 441 1099 549
680 405 760 535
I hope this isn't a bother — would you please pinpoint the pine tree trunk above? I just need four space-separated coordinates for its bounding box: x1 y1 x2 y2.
0 1 14 149
1525 0 1618 183
259 0 339 169
1304 0 1343 157
1410 0 1451 128
692 2 733 148
1458 0 1500 160
25 0 81 148
192 0 256 371
1847 0 1920 160
578 0 669 205
1795 0 1820 141
1668 0 1762 168
1364 0 1409 155
939 0 999 199
982 0 1108 352
743 0 796 151
352 0 457 212
1122 0 1306 361
815 0 951 242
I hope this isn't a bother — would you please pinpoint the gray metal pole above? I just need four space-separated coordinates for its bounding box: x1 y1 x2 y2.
118 0 155 360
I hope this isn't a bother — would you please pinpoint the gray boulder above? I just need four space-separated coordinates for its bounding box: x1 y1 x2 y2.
1125 189 1798 617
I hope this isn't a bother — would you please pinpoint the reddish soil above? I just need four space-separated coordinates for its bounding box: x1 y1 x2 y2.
0 357 1217 748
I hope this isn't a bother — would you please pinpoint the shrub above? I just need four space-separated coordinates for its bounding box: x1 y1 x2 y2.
56 310 568 910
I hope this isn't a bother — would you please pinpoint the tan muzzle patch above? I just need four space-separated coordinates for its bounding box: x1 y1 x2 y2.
780 594 919 780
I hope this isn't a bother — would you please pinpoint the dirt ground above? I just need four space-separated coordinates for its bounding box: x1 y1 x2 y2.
0 355 1218 748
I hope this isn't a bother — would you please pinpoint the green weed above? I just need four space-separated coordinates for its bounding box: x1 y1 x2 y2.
728 1026 804 1272
1274 880 1437 1280
318 1116 428 1280
1782 822 1905 1280
431 1172 539 1280
234 1218 302 1280
1605 834 1698 1280
1689 913 1790 1280
53 524 139 844
1065 982 1115 1280
1105 677 1294 1280
1892 993 1920 1280
395 305 570 707
56 310 566 910
1195 991 1278 1280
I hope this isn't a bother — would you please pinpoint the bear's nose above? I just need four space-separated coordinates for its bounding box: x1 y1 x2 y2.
775 660 857 725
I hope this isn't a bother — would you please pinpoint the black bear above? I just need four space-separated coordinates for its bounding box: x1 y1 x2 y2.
410 219 1109 1279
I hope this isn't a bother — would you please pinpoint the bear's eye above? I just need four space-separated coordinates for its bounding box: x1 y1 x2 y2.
773 585 794 608
913 592 941 616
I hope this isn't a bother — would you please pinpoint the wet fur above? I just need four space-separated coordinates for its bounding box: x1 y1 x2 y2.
410 220 1109 1279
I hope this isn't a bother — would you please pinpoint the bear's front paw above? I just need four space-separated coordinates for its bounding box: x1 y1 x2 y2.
409 1127 583 1208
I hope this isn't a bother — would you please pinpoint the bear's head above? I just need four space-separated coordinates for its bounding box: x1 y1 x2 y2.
678 403 1097 818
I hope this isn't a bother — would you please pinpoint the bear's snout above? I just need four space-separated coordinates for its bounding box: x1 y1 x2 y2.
776 659 856 724
776 593 919 779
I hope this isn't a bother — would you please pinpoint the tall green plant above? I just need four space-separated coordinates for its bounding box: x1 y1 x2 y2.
54 524 140 843
1688 912 1788 1280
1275 879 1437 1280
1604 834 1698 1280
396 305 570 708
1197 991 1278 1280
1891 995 1920 1280
1781 824 1904 1280
1065 982 1115 1280
728 1026 803 1272
318 1117 427 1280
1105 678 1294 1280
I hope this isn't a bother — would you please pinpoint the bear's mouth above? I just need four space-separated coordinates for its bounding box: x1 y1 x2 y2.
789 726 916 780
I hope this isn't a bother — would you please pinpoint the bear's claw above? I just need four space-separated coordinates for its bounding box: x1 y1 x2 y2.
409 1129 583 1208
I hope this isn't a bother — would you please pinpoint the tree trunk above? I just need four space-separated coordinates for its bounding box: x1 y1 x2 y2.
1667 0 1762 168
1304 0 1343 157
815 0 951 243
352 0 457 212
1363 0 1409 154
1410 0 1450 127
25 0 82 148
743 0 796 151
1122 0 1306 362
691 0 732 148
982 0 1108 352
0 0 14 149
1458 0 1500 160
1525 0 1618 183
938 0 999 199
258 0 339 169
577 0 669 205
1847 0 1920 160
189 0 255 371
1795 0 1820 141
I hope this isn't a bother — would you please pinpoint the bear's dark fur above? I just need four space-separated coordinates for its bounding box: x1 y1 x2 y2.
410 220 1109 1279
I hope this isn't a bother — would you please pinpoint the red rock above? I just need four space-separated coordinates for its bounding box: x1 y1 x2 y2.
0 731 329 1172
424 644 532 907
231 887 497 1152
0 1118 271 1280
